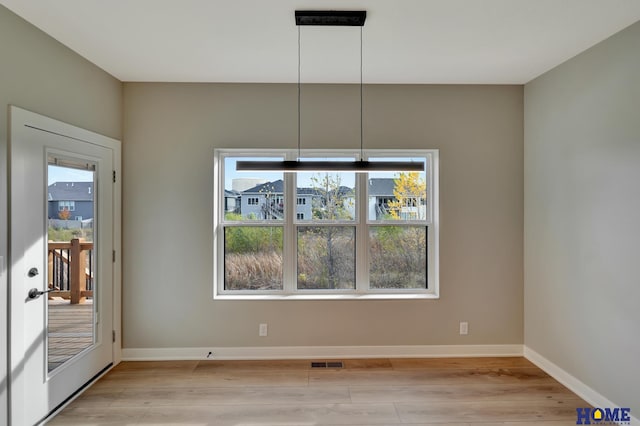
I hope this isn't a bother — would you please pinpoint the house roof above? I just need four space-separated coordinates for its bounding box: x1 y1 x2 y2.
297 188 319 196
243 180 284 194
368 178 395 196
243 180 354 197
48 182 93 201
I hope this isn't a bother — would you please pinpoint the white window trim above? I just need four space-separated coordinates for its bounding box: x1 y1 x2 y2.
213 149 439 300
58 200 76 211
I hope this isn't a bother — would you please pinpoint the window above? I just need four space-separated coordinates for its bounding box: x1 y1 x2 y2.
58 201 75 211
215 149 439 299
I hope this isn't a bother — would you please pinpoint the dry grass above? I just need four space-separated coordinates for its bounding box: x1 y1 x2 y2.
224 251 283 290
224 228 427 290
297 230 355 289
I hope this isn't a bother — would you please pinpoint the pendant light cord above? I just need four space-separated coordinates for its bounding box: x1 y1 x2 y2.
298 25 301 161
299 24 362 162
360 26 364 162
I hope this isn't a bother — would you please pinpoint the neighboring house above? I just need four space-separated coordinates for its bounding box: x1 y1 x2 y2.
238 178 423 220
239 180 317 220
295 187 317 220
224 189 241 214
241 180 290 220
47 182 93 221
368 178 426 220
368 178 396 220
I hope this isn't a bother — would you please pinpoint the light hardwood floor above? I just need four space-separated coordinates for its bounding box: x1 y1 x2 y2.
48 357 587 425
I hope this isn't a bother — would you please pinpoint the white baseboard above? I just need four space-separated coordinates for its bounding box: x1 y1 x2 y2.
122 344 523 361
524 346 638 425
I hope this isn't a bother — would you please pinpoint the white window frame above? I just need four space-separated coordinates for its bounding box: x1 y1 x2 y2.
58 200 75 211
213 149 439 300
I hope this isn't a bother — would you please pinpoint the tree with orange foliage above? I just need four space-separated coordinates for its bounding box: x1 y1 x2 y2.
58 207 71 220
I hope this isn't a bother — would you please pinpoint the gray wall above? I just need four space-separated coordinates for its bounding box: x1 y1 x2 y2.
122 83 523 349
524 22 640 413
0 5 122 425
48 200 94 221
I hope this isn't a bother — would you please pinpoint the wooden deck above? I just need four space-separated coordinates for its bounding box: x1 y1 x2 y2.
48 299 93 371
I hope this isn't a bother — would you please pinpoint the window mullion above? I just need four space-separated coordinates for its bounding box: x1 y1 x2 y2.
355 172 369 292
283 154 297 293
426 152 432 224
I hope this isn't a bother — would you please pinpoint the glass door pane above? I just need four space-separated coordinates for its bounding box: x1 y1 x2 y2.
47 163 96 372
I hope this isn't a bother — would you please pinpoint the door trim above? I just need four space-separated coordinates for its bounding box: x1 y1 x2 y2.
8 106 121 424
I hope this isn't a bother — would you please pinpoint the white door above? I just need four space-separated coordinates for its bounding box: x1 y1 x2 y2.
9 107 120 425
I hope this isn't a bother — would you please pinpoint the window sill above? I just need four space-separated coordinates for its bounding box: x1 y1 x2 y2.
213 292 439 301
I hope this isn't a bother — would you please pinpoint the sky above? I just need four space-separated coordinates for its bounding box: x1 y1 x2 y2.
225 157 358 189
48 165 93 185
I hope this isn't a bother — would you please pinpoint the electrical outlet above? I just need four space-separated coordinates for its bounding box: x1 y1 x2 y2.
259 323 268 337
459 321 469 335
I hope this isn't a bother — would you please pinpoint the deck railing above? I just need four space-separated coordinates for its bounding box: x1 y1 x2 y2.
48 239 93 304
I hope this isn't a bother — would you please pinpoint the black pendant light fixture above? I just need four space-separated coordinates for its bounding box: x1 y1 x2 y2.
237 10 424 173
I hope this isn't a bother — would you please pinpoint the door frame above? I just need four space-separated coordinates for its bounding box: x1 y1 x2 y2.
7 106 121 424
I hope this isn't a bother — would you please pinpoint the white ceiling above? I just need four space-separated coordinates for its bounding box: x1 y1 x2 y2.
2 0 640 84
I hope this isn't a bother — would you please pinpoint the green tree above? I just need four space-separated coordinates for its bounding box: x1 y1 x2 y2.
224 213 283 253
